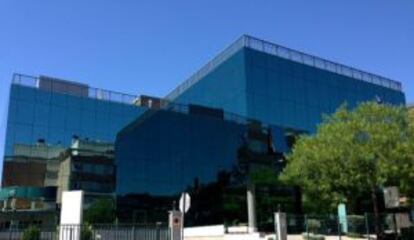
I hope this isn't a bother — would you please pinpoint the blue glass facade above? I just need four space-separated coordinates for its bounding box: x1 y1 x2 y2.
116 110 246 197
115 35 406 226
168 49 248 117
167 36 405 132
1 74 147 225
243 48 405 131
116 106 301 225
2 75 146 185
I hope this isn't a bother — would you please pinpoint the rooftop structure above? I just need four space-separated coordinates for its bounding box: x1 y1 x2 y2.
57 139 115 206
12 73 139 105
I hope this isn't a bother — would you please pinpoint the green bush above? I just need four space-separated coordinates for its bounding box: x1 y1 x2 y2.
22 225 40 240
306 219 322 233
347 215 365 235
81 225 93 240
83 198 115 224
400 227 414 240
346 232 364 239
302 233 325 240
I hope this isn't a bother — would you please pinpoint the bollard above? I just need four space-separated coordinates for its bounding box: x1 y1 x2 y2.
305 215 310 240
274 212 287 240
364 213 370 240
156 222 161 240
337 218 342 240
392 213 398 236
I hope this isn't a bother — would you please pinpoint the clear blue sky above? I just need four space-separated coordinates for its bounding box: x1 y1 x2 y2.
0 0 413 160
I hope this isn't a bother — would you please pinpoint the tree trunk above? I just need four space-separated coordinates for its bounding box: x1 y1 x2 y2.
371 188 382 240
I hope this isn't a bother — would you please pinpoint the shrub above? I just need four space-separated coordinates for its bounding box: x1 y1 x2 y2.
22 225 40 240
346 232 364 239
400 227 414 240
81 225 93 240
347 215 365 235
83 198 115 224
306 219 321 233
302 233 325 240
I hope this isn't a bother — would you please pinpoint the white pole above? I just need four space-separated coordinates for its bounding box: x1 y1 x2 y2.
247 182 257 233
181 193 185 240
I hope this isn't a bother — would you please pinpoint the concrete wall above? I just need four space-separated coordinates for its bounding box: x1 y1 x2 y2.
183 225 263 240
56 157 71 203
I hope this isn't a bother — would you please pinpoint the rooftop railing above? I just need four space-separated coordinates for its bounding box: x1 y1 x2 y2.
162 102 272 130
12 73 138 105
11 73 282 135
165 36 245 100
244 35 402 91
165 35 402 100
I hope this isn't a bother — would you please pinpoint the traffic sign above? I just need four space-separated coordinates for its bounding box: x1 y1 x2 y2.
179 192 191 213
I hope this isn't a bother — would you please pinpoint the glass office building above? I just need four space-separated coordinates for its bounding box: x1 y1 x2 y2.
116 104 301 227
166 35 405 132
116 35 405 227
1 74 148 225
1 74 146 191
1 35 407 227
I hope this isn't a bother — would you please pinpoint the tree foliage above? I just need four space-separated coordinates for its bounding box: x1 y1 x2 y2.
282 102 414 213
22 225 40 240
409 106 414 125
83 198 116 224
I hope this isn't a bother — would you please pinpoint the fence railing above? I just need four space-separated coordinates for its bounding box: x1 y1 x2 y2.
244 35 402 91
12 73 138 105
0 214 412 240
162 102 260 127
282 213 413 240
0 224 170 240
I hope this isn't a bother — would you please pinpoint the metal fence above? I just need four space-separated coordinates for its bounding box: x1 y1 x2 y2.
0 224 170 240
284 213 413 240
243 35 402 91
0 214 411 240
12 73 138 105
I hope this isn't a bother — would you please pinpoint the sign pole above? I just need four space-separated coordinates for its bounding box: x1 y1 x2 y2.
169 211 183 240
178 192 190 240
182 193 185 240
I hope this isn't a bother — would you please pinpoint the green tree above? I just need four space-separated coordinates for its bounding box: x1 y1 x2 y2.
83 198 116 224
22 225 40 240
409 106 414 129
282 102 414 239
